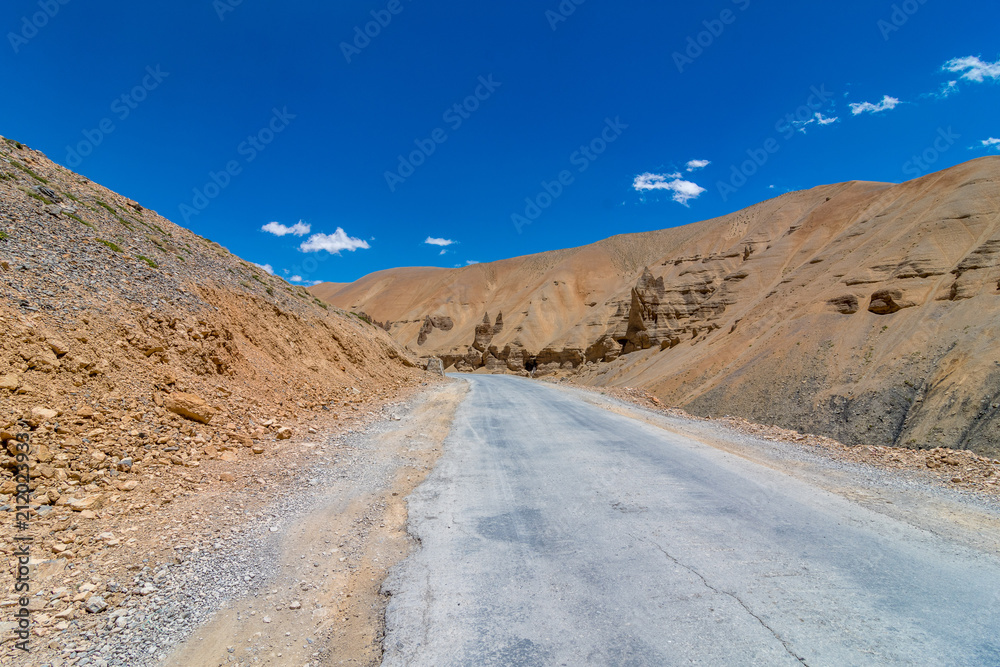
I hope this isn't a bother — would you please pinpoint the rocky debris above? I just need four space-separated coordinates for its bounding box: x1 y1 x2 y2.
275 427 293 440
0 135 437 665
164 392 217 424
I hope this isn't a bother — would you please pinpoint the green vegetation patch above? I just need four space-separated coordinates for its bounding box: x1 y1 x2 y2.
11 161 47 183
96 238 123 253
66 213 95 229
137 254 157 268
94 199 135 230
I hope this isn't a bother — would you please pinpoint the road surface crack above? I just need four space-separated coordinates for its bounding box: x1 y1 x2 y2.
635 533 809 666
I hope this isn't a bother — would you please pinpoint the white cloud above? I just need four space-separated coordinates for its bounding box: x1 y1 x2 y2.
424 237 455 247
287 275 324 286
685 159 710 171
253 263 274 275
849 95 900 115
439 249 447 255
632 172 706 206
299 228 371 254
465 260 479 265
943 55 1000 83
981 137 1000 150
792 112 839 132
938 80 959 98
261 220 311 237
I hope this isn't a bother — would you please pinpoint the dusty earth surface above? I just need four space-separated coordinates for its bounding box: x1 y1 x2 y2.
162 380 464 667
314 156 1000 457
0 137 430 664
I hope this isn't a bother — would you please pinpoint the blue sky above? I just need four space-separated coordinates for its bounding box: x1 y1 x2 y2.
2 0 998 284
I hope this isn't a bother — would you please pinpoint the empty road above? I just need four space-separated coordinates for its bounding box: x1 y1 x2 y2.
381 375 1000 666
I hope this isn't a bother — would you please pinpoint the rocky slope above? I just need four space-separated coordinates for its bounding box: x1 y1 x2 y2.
312 157 1000 456
0 135 427 654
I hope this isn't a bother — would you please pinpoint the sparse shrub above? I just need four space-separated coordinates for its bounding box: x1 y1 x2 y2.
96 238 123 253
0 231 8 240
66 213 95 229
137 254 157 268
11 161 47 183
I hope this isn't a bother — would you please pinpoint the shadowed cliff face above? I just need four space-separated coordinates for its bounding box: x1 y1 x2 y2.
312 157 1000 456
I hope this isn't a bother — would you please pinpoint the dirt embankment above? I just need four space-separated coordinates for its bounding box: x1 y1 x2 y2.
0 136 432 660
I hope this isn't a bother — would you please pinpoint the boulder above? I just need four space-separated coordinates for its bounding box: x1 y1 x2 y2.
47 339 70 356
61 495 104 512
164 392 217 424
85 596 108 614
31 406 60 422
0 374 19 391
425 357 445 376
275 427 293 440
868 288 916 315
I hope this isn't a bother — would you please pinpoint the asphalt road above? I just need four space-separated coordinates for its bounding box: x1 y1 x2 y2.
381 375 1000 666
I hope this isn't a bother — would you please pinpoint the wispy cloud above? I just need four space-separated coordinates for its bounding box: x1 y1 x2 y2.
261 220 311 237
792 112 839 132
253 263 274 275
943 55 1000 83
633 172 706 206
465 260 480 265
685 159 710 171
849 95 900 115
980 137 1000 151
286 275 323 286
299 228 371 254
937 80 960 98
424 237 455 247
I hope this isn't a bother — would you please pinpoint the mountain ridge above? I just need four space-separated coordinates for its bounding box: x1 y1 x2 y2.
312 156 1000 456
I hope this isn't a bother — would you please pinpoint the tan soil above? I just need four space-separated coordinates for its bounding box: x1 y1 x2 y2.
164 381 465 667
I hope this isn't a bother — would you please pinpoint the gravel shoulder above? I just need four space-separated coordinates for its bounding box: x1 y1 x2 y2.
4 380 464 667
163 380 465 667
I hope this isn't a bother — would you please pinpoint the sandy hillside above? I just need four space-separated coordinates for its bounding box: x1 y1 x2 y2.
0 135 433 655
312 157 1000 456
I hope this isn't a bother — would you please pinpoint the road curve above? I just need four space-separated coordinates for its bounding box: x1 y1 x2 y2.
381 375 1000 666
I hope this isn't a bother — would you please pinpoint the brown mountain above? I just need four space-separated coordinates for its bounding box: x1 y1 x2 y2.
311 157 1000 456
